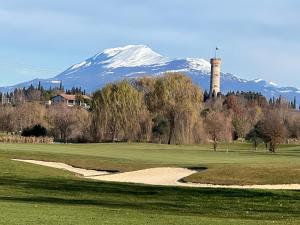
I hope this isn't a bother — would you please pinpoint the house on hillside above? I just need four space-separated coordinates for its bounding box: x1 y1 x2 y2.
50 93 91 109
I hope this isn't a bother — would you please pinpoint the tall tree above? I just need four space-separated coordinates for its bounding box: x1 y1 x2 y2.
148 73 203 144
92 81 148 142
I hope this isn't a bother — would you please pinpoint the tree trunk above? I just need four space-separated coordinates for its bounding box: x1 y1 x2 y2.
213 138 217 151
63 132 67 143
168 128 173 145
168 117 175 145
111 125 116 143
111 132 115 143
269 141 276 153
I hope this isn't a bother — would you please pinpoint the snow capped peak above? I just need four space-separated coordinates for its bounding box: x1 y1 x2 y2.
186 58 211 72
269 81 278 87
71 61 88 70
64 45 170 74
252 78 279 87
253 78 264 83
94 45 169 68
253 78 278 86
102 45 148 57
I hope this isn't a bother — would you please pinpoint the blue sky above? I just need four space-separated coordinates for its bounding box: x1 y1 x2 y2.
0 0 300 88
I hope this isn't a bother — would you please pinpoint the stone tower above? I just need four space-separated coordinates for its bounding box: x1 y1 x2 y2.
209 57 222 97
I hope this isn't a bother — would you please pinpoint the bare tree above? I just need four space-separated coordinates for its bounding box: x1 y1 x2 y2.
0 105 16 133
204 111 231 151
48 104 77 143
258 111 287 152
225 95 252 140
285 114 300 142
73 107 92 142
15 102 47 132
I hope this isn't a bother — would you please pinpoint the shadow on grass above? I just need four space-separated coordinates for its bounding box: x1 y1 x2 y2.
0 195 185 213
1 175 296 197
0 176 299 220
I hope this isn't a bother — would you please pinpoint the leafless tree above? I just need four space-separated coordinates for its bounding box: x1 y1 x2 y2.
0 105 16 133
204 111 232 151
258 111 287 152
48 104 77 143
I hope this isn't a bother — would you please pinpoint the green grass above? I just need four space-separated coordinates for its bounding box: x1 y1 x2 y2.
0 143 299 184
184 164 300 185
1 142 300 165
0 143 300 224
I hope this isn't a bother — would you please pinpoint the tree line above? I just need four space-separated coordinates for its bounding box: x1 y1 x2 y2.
0 73 299 152
0 82 87 104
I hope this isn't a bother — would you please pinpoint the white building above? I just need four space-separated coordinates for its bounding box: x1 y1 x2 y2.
51 94 91 109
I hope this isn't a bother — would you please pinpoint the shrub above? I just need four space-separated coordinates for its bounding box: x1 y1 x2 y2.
22 124 47 137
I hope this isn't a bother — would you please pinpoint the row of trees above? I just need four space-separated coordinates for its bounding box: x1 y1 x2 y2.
0 73 299 152
0 102 89 143
0 82 88 104
91 73 299 152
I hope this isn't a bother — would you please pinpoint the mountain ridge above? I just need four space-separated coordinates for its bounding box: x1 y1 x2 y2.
1 45 299 101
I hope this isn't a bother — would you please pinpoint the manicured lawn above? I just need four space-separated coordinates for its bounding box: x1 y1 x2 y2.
1 143 299 165
0 143 299 224
0 143 299 184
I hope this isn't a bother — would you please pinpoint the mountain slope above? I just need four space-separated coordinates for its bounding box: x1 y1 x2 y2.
1 45 299 101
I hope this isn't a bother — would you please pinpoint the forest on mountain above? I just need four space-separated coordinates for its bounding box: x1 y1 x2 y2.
0 73 299 152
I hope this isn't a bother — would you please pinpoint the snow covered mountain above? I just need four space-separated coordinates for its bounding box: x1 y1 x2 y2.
1 45 300 101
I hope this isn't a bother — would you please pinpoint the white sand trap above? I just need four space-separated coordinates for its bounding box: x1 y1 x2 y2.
12 159 110 177
12 159 300 190
91 167 195 186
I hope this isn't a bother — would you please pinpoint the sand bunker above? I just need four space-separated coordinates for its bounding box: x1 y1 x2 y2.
13 159 110 177
90 167 196 186
12 159 300 190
